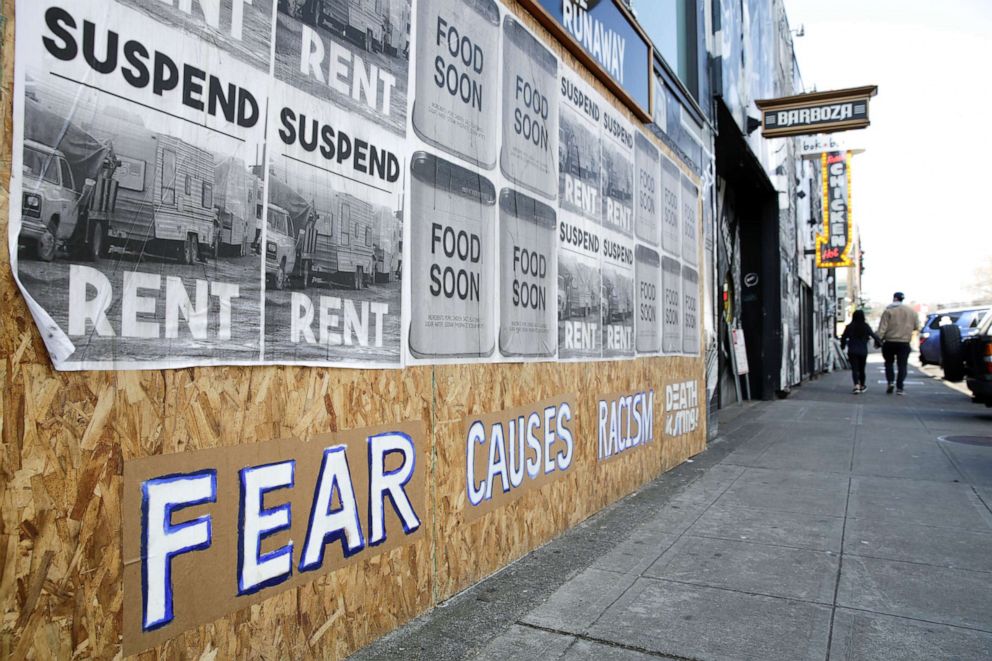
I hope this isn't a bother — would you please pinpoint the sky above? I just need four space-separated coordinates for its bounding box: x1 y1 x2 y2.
784 0 992 306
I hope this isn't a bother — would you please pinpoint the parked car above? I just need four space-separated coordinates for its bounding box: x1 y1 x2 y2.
19 140 81 261
918 306 990 365
20 98 120 263
942 309 992 406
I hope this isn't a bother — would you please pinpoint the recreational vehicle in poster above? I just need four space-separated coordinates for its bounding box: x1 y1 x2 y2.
214 157 255 257
311 191 376 290
86 110 217 264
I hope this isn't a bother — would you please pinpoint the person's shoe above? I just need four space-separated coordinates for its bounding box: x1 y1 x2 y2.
886 384 895 394
853 386 861 394
860 384 868 393
897 389 905 396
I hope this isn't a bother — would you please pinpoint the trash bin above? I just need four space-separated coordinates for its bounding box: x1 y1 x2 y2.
413 0 500 168
409 151 496 358
500 15 558 201
499 188 557 357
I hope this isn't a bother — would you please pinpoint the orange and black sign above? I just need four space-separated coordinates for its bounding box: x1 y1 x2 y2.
816 151 853 268
756 86 877 138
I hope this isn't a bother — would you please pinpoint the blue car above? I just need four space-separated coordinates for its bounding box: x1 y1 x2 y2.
919 306 990 365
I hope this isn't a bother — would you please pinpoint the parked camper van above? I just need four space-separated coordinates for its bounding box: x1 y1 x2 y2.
214 157 254 256
19 99 119 262
310 191 376 290
373 207 401 283
298 0 393 52
86 111 216 264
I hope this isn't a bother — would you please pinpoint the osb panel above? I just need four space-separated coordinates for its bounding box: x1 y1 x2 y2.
0 0 706 658
432 356 705 601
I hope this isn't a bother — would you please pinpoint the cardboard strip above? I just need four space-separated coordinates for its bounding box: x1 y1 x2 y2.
461 394 577 523
122 421 427 655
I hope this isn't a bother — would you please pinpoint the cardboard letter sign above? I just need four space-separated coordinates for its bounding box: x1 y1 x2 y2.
123 422 426 655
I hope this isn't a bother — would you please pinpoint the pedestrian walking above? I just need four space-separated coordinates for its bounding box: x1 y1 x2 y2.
841 309 881 393
877 291 920 395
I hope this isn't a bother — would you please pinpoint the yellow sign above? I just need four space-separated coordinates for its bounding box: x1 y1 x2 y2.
816 151 853 268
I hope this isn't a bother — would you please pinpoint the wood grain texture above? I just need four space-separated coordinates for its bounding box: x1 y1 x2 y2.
0 0 707 658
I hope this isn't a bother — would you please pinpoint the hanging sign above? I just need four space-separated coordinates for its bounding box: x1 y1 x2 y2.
816 151 854 268
756 86 877 138
520 0 652 120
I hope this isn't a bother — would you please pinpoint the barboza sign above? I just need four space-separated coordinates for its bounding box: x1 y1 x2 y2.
816 150 854 268
756 85 877 138
9 0 701 370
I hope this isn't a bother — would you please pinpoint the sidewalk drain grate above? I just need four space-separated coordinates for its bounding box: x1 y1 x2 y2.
939 435 992 446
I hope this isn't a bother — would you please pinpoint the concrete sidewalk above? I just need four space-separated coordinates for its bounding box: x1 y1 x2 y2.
352 358 992 661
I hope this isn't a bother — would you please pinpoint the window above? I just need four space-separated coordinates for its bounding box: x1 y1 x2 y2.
341 204 351 245
202 182 213 209
23 147 59 185
59 158 74 190
630 0 698 99
365 227 372 247
184 174 191 196
354 222 361 245
161 149 177 205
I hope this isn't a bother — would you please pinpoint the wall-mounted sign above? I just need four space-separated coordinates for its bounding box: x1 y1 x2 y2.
816 151 854 268
798 134 863 158
663 380 699 437
520 0 652 121
756 86 877 138
463 395 576 521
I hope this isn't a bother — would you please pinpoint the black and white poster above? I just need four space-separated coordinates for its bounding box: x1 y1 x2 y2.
662 255 682 354
10 0 702 370
682 264 700 356
635 245 661 354
681 174 699 266
264 0 409 366
634 132 660 246
12 0 271 369
661 155 682 257
556 70 602 360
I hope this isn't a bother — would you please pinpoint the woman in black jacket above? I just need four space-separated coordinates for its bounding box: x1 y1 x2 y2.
841 310 882 394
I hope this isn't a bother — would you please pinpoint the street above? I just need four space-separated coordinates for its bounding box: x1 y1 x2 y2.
352 356 992 661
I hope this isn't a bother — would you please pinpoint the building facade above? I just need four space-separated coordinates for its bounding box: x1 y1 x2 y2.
627 0 843 434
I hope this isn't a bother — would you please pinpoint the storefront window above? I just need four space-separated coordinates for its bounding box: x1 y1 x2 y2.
630 0 698 99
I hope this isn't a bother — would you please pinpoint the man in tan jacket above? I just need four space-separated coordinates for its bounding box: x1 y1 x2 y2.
877 291 919 395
